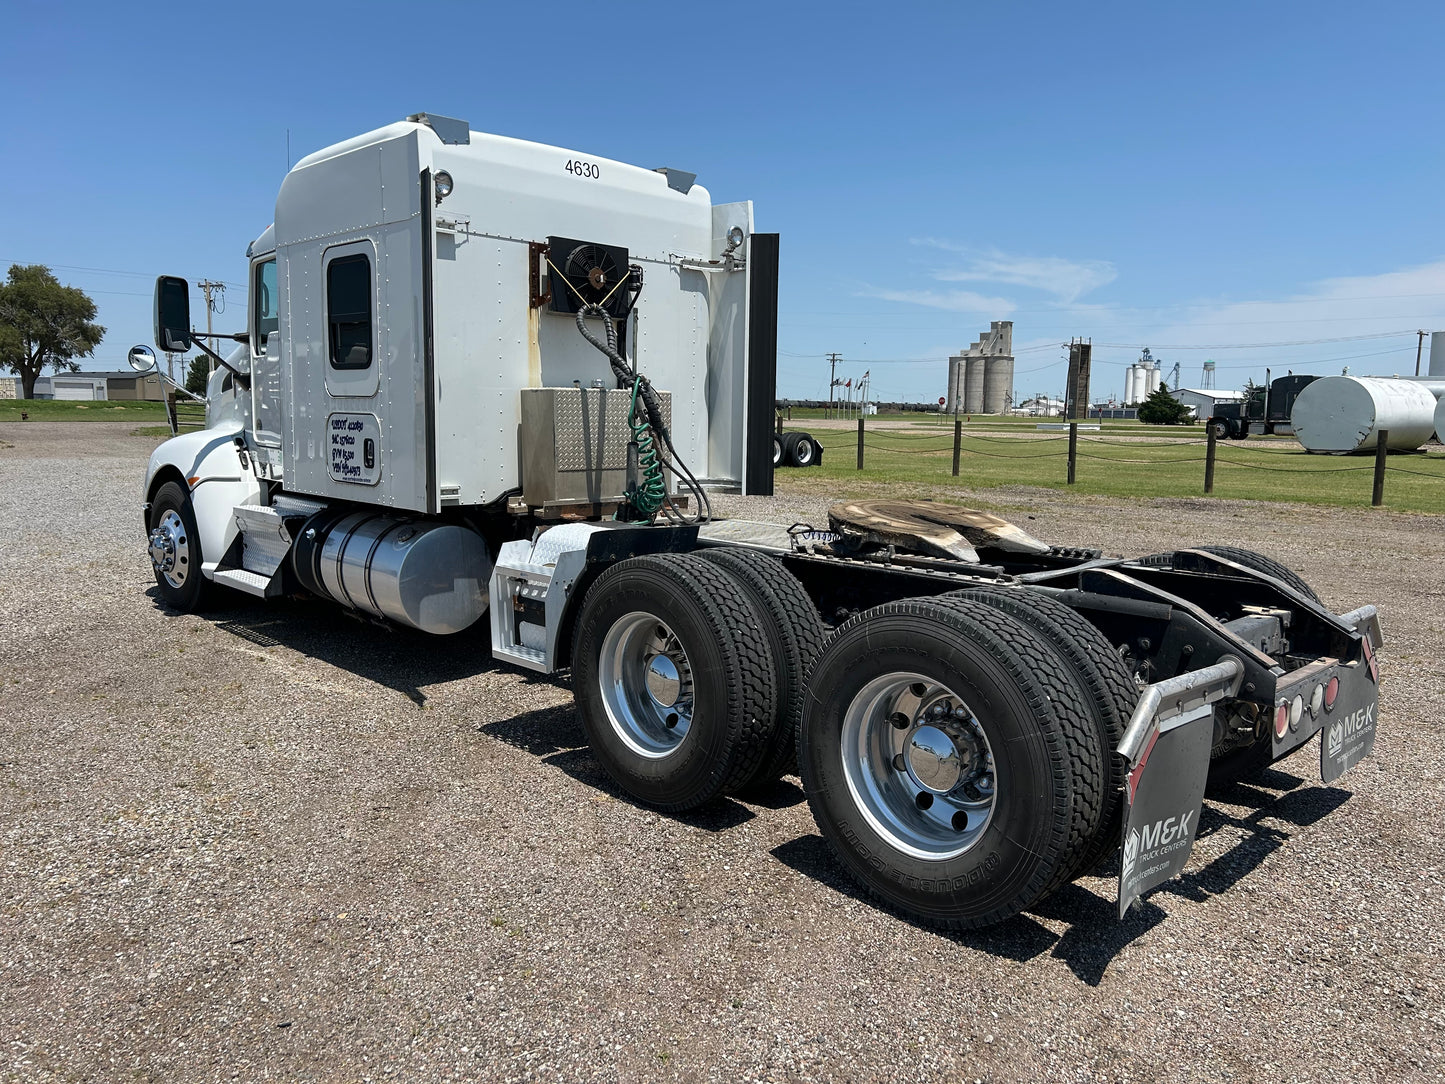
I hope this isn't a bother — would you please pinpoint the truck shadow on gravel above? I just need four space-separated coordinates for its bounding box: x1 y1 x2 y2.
478 705 809 833
153 589 533 707
772 772 1354 986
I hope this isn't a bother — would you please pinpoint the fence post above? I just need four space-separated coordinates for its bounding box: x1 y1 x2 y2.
1067 422 1078 484
952 416 962 477
775 411 783 435
1204 428 1217 494
856 416 865 471
1372 429 1389 506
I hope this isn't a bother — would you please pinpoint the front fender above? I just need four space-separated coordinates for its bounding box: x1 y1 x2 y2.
144 427 261 577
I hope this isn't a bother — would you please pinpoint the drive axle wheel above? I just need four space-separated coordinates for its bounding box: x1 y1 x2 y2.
572 554 777 811
696 547 827 785
799 598 1103 929
147 480 213 613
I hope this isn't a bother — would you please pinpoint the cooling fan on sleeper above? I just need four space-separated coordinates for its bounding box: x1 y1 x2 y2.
546 236 637 318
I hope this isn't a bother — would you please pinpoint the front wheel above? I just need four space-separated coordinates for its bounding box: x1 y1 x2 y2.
147 480 212 613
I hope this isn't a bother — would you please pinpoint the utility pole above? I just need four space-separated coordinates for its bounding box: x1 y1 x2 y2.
826 353 842 404
198 280 225 373
1417 330 1427 377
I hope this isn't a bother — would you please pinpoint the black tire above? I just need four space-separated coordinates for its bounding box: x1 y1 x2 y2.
1209 419 1230 440
1139 545 1320 603
947 585 1131 878
571 554 777 811
147 480 213 613
696 548 827 785
772 435 784 467
779 432 802 467
798 597 1104 929
790 434 817 467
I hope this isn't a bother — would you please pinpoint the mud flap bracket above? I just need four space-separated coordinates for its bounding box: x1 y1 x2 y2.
1116 657 1245 918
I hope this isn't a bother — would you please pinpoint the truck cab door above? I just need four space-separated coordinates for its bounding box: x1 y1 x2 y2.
250 255 285 475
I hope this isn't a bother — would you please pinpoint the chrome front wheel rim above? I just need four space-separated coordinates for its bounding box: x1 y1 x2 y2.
839 672 995 860
148 510 191 589
598 612 695 758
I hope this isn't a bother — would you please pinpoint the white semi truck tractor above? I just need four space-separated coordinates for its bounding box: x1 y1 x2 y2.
133 114 1384 928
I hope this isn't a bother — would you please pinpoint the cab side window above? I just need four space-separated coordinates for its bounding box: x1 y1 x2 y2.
327 253 372 370
253 259 278 349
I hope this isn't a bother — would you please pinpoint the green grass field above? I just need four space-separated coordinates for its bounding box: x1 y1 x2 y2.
0 399 168 423
784 426 1445 515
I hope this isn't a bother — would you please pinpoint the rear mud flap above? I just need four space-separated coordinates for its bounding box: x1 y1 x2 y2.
1116 659 1244 918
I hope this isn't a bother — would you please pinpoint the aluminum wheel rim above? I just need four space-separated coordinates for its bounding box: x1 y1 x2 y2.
794 439 814 464
148 510 191 589
839 672 995 860
598 612 695 758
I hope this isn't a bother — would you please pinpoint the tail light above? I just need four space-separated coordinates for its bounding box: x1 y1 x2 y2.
1275 701 1290 739
1324 676 1340 711
1289 695 1304 732
1310 683 1325 717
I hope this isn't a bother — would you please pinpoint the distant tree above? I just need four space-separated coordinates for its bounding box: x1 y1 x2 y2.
185 356 210 395
0 264 105 398
1243 378 1266 415
1137 385 1192 425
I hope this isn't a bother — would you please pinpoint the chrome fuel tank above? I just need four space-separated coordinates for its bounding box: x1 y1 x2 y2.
294 511 491 634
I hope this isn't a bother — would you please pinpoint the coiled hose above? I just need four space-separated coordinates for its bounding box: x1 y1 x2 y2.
574 303 711 523
627 375 667 518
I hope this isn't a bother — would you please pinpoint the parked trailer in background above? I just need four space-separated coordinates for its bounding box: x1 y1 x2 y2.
133 117 1385 929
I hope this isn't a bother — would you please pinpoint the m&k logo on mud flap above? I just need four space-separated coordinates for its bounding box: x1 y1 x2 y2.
1122 811 1197 892
1327 703 1375 759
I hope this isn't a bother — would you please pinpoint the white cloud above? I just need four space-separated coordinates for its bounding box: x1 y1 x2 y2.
913 240 1117 303
862 286 1016 314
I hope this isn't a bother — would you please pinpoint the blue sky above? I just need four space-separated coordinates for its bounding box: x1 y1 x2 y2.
4 1 1445 403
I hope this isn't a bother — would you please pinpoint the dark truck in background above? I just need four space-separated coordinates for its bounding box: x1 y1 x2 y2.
1208 374 1318 440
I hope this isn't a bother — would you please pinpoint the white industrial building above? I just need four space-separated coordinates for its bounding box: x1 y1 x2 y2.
1016 396 1063 416
1170 388 1244 419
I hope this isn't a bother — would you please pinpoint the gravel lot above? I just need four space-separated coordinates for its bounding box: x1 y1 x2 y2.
2 422 1442 1083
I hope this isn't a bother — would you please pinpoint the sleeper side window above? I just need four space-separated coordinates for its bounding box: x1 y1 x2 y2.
327 253 372 370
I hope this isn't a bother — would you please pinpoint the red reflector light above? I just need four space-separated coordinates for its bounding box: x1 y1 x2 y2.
1275 702 1290 739
1324 676 1340 710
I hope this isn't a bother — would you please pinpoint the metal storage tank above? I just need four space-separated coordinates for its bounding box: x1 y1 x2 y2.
983 356 1014 414
1436 394 1445 442
1124 366 1139 405
946 356 963 412
963 356 985 414
1291 376 1438 453
1431 331 1445 377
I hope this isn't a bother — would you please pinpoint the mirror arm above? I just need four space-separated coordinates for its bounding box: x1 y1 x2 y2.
189 332 251 388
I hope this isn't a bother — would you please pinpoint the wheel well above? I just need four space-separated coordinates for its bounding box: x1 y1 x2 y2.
144 467 188 529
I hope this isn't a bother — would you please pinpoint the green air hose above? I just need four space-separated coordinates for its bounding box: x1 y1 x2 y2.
628 376 667 519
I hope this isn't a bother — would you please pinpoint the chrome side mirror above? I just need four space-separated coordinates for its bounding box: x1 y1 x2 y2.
128 344 158 373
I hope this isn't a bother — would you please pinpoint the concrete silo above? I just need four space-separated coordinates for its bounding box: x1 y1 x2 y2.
956 320 1013 414
963 356 985 413
946 355 964 412
983 356 1014 414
